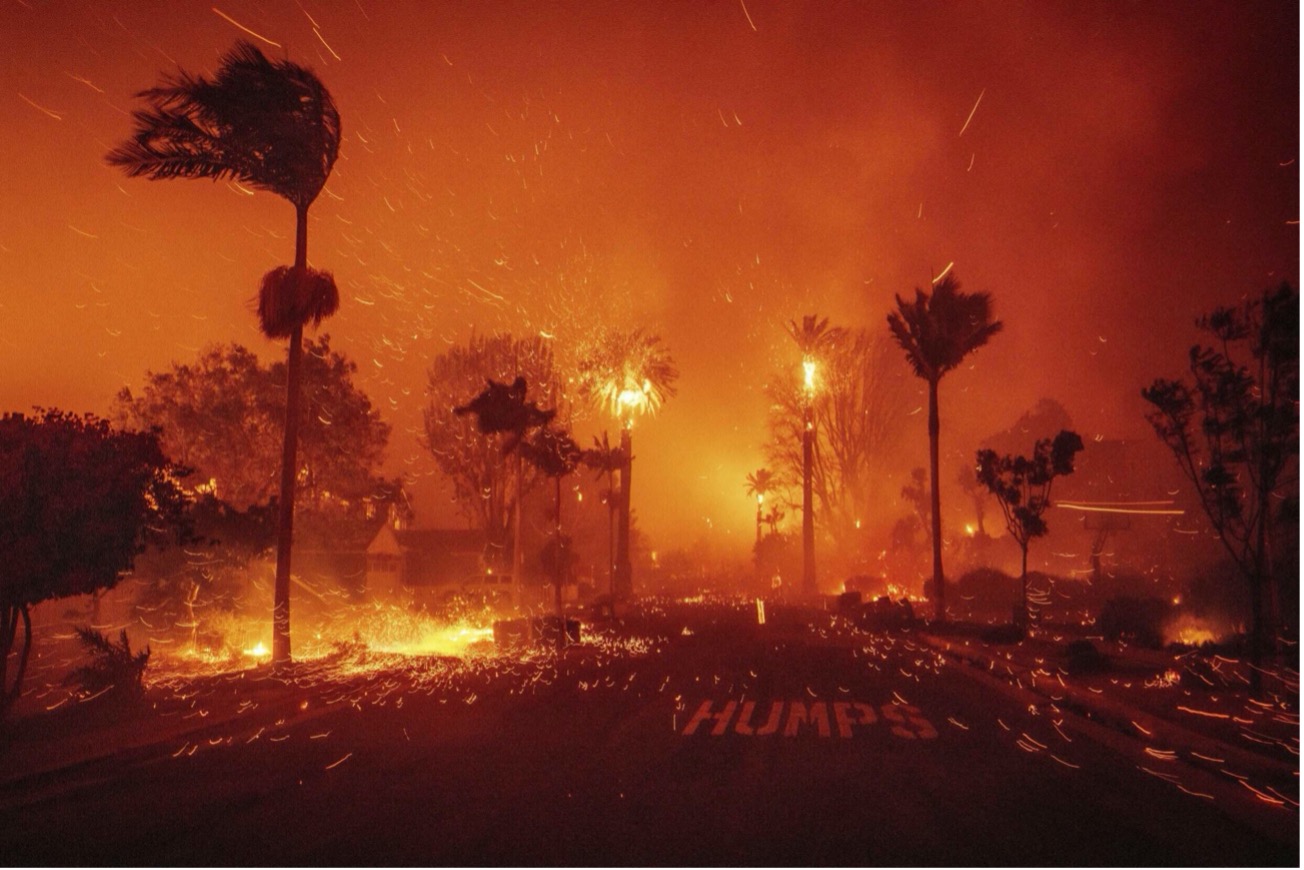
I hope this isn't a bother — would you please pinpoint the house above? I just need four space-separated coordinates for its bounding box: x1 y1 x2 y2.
365 525 489 599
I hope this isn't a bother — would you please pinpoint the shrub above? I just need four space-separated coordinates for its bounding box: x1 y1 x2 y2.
1096 597 1171 649
66 628 150 703
1065 639 1108 674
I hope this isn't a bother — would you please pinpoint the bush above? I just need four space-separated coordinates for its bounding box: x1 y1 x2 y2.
1065 639 1108 674
1096 597 1171 649
66 628 150 703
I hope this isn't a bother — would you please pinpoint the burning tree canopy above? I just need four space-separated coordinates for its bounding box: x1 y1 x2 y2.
0 409 188 716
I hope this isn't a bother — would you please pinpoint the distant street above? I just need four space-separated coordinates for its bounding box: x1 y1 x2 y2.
2 602 1296 866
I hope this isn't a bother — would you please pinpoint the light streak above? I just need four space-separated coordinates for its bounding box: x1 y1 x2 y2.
324 752 353 770
958 88 985 137
18 92 62 120
1238 780 1286 806
738 0 758 31
211 7 282 48
931 261 954 284
313 27 341 61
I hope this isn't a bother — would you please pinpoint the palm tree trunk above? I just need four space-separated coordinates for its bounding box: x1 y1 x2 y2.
928 378 944 622
615 426 633 600
1020 545 1029 628
555 474 565 650
802 415 816 597
272 204 309 665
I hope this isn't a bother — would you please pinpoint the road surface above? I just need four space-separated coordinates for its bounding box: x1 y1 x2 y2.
1 601 1296 865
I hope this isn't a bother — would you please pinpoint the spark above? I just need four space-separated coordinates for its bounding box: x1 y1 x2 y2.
313 27 342 61
958 88 985 137
211 7 282 48
931 262 954 284
64 72 104 93
738 0 758 31
324 752 353 770
18 92 62 120
1238 780 1286 806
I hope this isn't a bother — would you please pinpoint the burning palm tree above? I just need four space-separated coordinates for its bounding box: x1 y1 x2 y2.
108 41 342 664
744 468 776 546
576 329 678 600
787 315 844 597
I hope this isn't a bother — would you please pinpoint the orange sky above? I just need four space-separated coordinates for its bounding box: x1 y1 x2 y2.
0 1 1297 554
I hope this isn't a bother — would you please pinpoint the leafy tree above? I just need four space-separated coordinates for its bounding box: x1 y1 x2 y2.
767 326 912 566
108 40 343 664
114 337 397 540
0 410 187 716
976 430 1085 623
576 328 679 600
427 335 560 569
1142 282 1298 687
888 273 1003 621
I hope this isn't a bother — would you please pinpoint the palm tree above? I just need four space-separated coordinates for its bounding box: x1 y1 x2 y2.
887 274 1002 621
108 41 342 664
744 468 776 546
786 315 844 597
576 329 678 600
583 433 626 596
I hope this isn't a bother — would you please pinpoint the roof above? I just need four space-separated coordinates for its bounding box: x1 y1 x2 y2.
367 526 487 555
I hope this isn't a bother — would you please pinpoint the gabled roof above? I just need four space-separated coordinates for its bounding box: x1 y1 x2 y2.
367 524 485 558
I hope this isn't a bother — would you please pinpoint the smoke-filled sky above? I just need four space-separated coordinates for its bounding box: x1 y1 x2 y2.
1 1 1297 553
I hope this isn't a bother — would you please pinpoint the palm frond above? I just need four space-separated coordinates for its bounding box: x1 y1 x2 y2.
887 274 1002 382
256 265 339 339
107 40 341 208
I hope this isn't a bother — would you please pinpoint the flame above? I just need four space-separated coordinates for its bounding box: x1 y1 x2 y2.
1163 612 1224 647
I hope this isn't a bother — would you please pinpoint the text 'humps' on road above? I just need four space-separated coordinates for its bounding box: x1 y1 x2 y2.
682 699 939 739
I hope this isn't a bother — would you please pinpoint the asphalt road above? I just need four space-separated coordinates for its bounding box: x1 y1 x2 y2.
1 601 1297 865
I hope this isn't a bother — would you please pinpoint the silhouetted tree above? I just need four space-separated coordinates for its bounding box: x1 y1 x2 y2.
976 430 1085 624
576 329 678 600
108 41 342 664
1142 282 1298 690
427 335 559 572
888 274 1003 620
520 425 583 646
583 433 626 594
0 410 187 716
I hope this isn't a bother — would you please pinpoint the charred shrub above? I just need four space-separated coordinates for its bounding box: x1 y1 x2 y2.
1065 639 1108 674
66 627 150 704
1097 597 1170 649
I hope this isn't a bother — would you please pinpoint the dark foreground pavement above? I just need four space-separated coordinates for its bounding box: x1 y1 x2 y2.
1 600 1297 865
